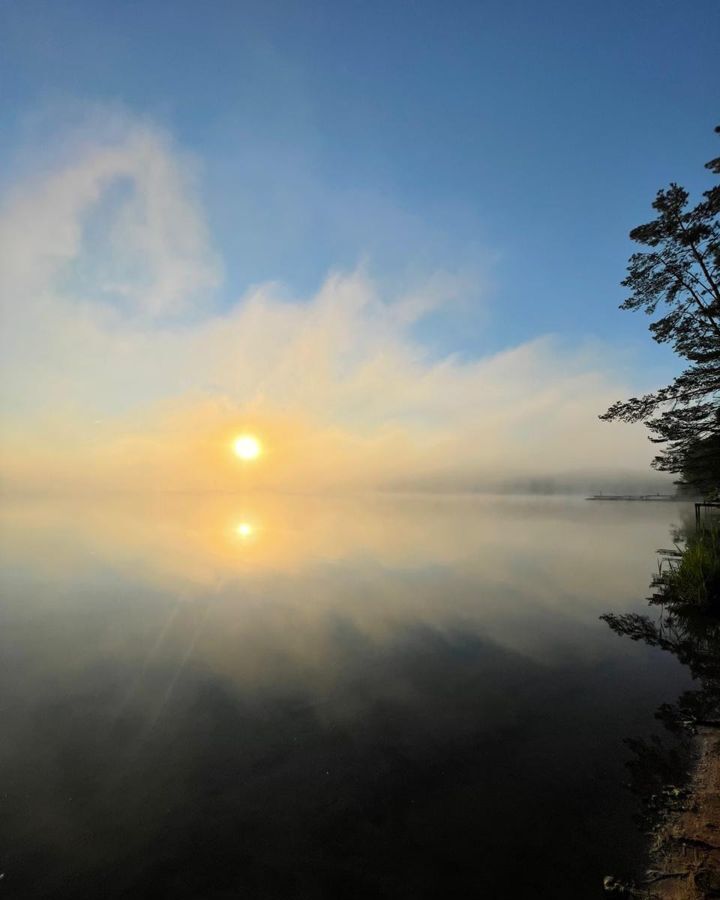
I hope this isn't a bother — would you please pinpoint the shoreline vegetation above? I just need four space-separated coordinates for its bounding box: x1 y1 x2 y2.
602 521 720 897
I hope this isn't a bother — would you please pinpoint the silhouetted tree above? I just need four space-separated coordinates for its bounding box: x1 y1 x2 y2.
601 126 720 492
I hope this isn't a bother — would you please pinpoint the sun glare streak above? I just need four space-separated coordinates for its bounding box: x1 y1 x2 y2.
233 434 262 461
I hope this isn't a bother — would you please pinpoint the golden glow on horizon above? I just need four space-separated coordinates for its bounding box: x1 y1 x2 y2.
233 434 262 461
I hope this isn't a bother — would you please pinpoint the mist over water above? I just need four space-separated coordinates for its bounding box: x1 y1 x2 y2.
0 494 694 897
0 115 663 497
2 4 717 896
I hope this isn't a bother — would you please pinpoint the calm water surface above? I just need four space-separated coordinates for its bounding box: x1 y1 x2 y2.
0 494 695 898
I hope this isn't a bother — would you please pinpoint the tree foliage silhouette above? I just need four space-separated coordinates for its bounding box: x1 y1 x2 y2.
601 126 720 491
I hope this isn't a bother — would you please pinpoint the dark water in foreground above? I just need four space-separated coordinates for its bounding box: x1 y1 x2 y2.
0 494 695 898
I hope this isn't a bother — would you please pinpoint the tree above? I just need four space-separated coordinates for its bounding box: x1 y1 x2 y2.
600 126 720 493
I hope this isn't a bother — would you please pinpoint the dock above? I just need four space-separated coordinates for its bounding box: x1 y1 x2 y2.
695 500 720 526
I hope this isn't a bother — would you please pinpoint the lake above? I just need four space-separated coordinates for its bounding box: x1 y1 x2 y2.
0 494 695 898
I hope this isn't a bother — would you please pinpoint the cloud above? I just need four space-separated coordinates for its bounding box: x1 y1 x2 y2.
0 112 659 493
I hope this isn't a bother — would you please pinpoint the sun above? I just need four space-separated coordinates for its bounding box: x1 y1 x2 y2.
233 434 262 461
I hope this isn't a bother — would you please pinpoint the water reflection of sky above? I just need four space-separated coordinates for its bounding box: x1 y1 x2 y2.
0 495 696 898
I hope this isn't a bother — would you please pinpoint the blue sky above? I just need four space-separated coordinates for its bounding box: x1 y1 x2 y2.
3 0 717 359
0 1 718 489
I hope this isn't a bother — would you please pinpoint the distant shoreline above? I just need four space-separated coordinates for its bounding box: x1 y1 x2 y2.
586 494 682 502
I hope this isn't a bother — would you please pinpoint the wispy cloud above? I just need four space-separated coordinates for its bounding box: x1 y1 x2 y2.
0 111 658 493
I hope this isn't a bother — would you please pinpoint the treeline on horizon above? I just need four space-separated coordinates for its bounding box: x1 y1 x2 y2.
383 472 671 496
